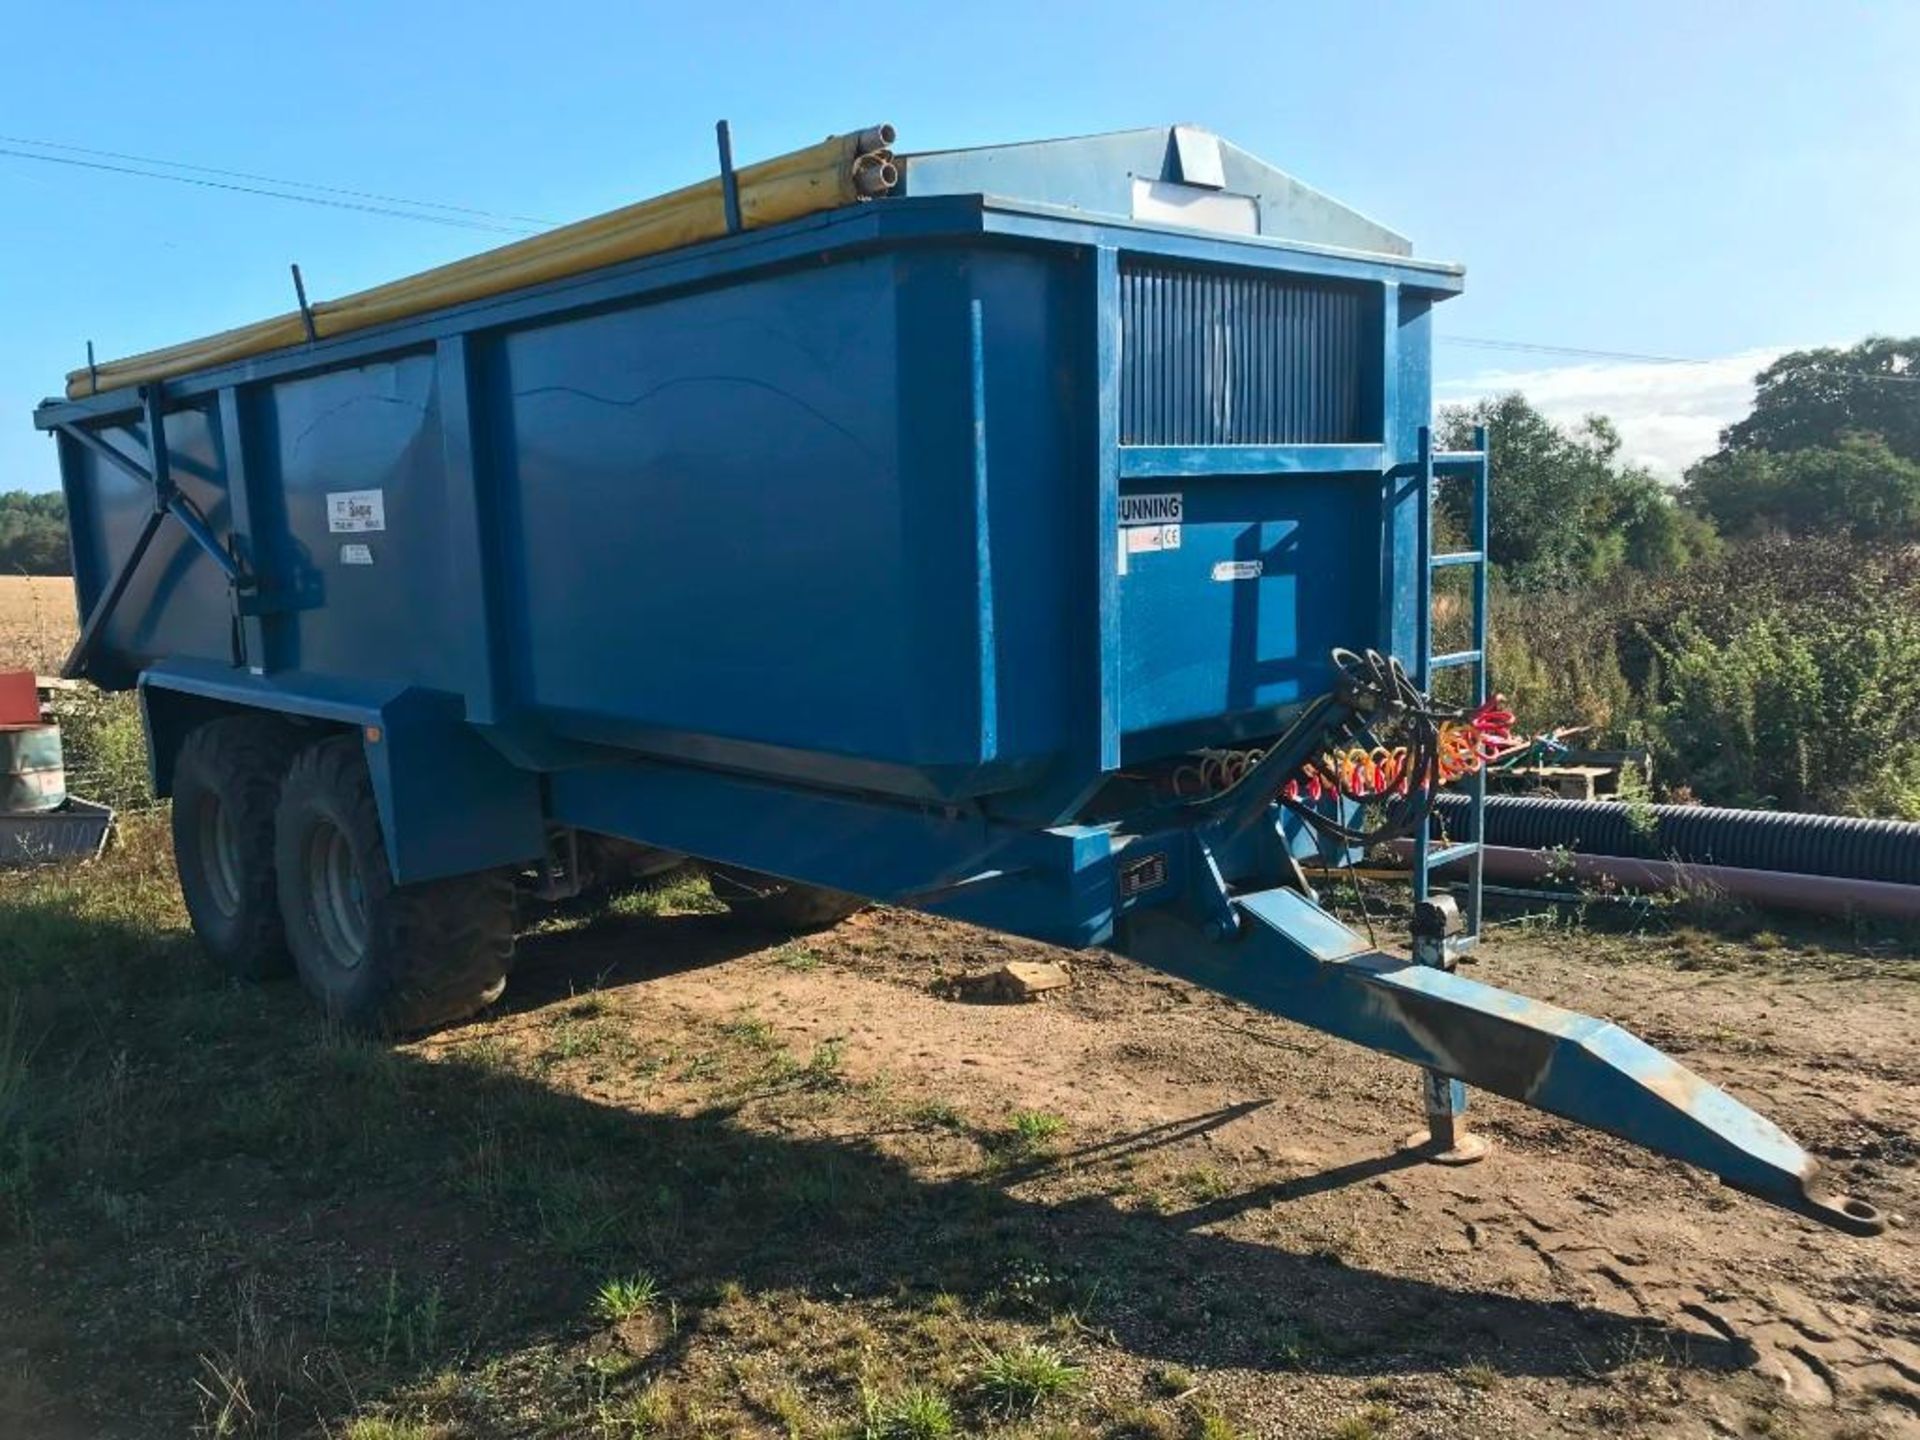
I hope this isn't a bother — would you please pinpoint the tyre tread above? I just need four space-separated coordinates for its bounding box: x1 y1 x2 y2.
281 738 513 1033
172 715 304 979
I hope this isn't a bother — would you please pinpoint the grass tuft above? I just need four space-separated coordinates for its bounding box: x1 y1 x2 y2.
606 868 726 917
1457 1359 1498 1390
865 1385 956 1440
777 943 822 972
1327 1402 1397 1439
594 1273 661 1322
908 1099 966 1132
972 1341 1081 1416
341 1415 437 1440
1147 1363 1195 1397
998 1109 1066 1158
805 1035 848 1085
1191 1406 1243 1440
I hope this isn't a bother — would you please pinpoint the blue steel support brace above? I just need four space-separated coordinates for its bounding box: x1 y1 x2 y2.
1115 888 1882 1235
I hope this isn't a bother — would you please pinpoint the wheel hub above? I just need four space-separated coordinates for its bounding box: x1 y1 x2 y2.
305 821 369 969
198 796 242 918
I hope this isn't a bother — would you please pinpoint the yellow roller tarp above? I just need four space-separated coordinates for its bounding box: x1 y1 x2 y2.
67 126 896 400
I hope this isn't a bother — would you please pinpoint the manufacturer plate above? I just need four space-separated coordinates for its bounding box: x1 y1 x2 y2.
1119 851 1170 899
327 489 386 533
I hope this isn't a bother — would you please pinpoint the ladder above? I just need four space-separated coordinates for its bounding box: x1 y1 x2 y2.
1405 423 1492 1162
1412 422 1491 947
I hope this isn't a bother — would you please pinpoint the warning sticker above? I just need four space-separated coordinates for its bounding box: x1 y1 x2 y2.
1119 492 1182 526
1125 523 1182 555
327 489 386 533
1211 559 1264 582
339 543 374 566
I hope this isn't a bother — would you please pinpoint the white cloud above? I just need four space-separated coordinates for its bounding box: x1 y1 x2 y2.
1436 346 1791 479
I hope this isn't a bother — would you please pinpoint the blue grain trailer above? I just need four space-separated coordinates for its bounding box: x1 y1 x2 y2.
35 126 1881 1236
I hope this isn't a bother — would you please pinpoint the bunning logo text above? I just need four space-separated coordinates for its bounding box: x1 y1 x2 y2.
1119 492 1182 525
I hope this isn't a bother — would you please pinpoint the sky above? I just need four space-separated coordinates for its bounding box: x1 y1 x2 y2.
2 1 1916 490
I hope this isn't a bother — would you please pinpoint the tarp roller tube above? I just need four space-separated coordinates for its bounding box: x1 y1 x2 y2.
67 124 899 400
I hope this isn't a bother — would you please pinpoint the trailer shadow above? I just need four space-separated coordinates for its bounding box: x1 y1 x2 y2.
501 908 778 1010
0 887 1752 1435
397 1038 1747 1388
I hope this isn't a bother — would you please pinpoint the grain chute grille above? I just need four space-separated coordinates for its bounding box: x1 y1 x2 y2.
1119 261 1376 447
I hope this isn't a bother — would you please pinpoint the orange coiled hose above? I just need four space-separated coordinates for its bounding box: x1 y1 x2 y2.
1285 696 1515 802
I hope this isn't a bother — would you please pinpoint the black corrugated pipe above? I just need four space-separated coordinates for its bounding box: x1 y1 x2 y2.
1390 841 1920 923
1431 794 1920 886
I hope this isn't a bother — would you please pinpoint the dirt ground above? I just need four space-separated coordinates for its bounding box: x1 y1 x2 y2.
2 833 1918 1438
503 903 1920 1438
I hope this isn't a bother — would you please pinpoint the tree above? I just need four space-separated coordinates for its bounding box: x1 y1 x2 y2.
1716 337 1920 462
0 491 70 575
1611 469 1721 573
1439 394 1713 591
1682 431 1920 542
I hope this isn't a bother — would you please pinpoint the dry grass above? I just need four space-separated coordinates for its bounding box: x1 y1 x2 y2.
0 574 76 674
0 832 1152 1437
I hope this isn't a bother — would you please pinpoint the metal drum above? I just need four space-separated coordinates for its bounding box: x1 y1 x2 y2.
0 723 66 814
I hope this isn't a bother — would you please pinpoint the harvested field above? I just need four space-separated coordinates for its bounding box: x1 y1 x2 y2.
0 573 75 674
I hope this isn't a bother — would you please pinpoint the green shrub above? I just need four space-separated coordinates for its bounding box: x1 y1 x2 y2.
1485 537 1920 820
1650 609 1920 816
1627 540 1920 817
56 687 152 815
1488 585 1640 740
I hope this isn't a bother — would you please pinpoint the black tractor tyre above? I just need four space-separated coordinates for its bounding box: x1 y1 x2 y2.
274 737 514 1033
708 866 867 930
170 714 305 981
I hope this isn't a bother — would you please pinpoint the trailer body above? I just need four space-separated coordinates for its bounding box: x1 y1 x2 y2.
34 127 1880 1237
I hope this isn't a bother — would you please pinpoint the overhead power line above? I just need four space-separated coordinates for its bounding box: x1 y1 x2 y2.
1440 335 1920 385
0 133 559 227
1439 336 1708 365
0 142 545 236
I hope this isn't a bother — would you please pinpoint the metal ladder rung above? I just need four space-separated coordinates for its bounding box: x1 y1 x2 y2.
1424 841 1480 870
1414 423 1490 957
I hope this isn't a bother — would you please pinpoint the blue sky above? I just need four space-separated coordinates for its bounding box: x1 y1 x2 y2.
3 1 1915 488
